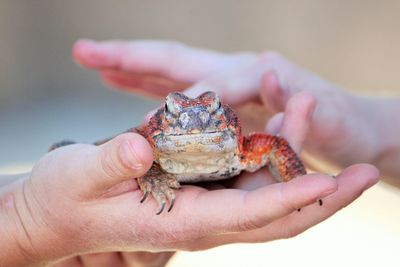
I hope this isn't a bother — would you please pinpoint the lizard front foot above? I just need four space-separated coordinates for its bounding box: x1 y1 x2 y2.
137 164 181 215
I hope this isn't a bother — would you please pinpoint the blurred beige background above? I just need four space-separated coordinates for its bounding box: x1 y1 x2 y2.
0 1 399 266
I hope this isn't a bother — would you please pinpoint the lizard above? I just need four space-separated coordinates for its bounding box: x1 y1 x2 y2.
50 91 307 215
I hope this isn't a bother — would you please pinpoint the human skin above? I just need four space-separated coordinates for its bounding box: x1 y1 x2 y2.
72 39 400 186
0 87 378 266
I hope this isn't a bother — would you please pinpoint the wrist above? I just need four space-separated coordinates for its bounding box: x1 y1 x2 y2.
0 177 74 266
0 179 40 266
357 96 400 177
349 93 383 162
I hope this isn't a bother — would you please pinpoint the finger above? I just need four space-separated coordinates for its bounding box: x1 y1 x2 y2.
73 39 229 82
279 91 316 153
183 173 337 236
185 164 379 249
250 163 380 241
259 57 337 112
121 251 175 267
97 171 334 249
80 252 124 267
82 133 153 193
100 69 191 97
183 53 319 107
266 112 284 135
184 57 263 105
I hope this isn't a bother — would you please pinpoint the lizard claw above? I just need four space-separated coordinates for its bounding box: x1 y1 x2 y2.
156 201 166 215
137 165 180 215
167 198 175 212
140 191 149 203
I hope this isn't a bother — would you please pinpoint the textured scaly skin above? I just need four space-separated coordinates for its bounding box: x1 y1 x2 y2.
241 133 306 181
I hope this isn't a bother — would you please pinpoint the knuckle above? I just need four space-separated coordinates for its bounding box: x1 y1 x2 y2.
161 230 204 251
161 217 203 245
236 195 266 232
236 216 262 232
278 183 298 212
99 147 126 179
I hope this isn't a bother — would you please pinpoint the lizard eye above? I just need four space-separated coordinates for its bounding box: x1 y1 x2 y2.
207 94 221 113
165 92 184 115
198 91 221 113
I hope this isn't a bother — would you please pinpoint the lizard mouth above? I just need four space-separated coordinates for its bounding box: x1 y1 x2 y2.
166 131 225 144
156 131 238 153
166 130 218 136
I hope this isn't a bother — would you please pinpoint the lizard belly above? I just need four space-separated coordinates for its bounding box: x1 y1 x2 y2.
158 152 242 182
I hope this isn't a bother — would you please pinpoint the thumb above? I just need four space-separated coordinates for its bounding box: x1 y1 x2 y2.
85 133 153 193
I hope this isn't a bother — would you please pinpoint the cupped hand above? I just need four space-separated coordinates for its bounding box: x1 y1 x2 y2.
9 93 358 267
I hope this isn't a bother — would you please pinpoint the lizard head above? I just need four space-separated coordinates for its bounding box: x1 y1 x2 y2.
163 91 222 135
145 91 240 155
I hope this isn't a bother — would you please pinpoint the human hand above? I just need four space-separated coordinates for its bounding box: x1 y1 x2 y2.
73 39 380 168
48 86 377 267
2 103 353 267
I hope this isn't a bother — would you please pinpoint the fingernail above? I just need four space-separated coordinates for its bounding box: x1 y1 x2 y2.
119 140 144 170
